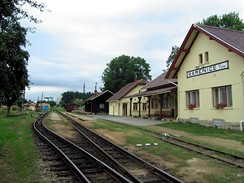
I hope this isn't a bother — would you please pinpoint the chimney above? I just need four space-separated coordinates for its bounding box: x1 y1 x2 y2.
83 83 85 94
94 82 98 96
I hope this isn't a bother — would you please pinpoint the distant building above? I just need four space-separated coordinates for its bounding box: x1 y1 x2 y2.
85 90 114 114
43 96 54 102
41 103 50 111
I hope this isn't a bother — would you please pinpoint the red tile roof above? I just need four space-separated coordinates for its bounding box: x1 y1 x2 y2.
125 86 177 98
166 24 244 79
106 79 146 102
142 72 177 90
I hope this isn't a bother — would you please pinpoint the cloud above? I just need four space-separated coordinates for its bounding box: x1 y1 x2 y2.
23 0 243 100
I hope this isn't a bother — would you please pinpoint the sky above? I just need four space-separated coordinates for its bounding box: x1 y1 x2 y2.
23 0 244 101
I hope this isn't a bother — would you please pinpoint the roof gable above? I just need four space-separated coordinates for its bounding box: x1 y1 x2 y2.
85 90 114 101
106 80 146 102
166 24 244 78
142 72 177 90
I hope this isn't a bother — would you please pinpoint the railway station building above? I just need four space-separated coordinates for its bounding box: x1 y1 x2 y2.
107 75 177 119
125 73 177 119
165 24 244 130
106 79 147 116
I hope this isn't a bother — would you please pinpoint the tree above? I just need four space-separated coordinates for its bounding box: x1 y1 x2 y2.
165 45 179 70
73 99 84 106
197 12 244 31
60 91 93 107
101 55 151 93
0 0 47 116
0 19 29 116
0 0 46 24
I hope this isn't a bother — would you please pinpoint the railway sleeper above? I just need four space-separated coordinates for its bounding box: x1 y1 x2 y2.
85 172 112 179
50 166 70 171
71 159 95 165
77 164 101 170
56 170 73 177
141 177 166 183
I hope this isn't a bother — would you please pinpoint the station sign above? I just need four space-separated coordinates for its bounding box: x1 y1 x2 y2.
187 60 229 78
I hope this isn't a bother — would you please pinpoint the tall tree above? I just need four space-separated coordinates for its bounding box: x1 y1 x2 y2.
165 45 179 70
0 0 47 116
198 12 244 31
102 55 151 93
0 19 29 116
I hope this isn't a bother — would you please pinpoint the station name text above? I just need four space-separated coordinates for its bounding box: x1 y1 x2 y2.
187 60 229 78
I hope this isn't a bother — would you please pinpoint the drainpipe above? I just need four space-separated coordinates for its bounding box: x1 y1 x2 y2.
240 70 244 131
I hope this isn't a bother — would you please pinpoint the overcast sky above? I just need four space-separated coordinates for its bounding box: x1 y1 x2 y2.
23 0 244 101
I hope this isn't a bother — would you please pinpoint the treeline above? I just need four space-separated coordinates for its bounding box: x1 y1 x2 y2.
59 91 93 107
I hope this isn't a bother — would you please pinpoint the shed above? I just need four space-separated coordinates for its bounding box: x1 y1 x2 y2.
85 90 114 114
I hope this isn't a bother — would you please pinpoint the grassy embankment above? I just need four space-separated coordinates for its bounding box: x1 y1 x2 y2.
87 118 244 183
0 108 45 183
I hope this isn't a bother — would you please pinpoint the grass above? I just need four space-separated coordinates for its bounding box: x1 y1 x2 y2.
0 109 47 183
90 119 135 133
82 117 244 183
157 122 244 144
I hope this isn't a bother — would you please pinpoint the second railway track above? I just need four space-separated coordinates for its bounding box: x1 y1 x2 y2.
59 111 183 183
70 113 244 169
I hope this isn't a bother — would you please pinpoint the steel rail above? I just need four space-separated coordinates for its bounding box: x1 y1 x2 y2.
82 116 244 169
33 112 132 183
62 112 184 183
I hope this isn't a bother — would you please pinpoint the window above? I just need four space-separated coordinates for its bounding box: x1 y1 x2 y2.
204 52 209 62
99 104 104 109
133 103 138 111
186 90 200 108
212 85 232 108
142 103 147 111
151 97 158 109
199 54 203 64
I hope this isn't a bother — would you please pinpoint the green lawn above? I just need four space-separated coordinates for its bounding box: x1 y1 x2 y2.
0 109 46 183
89 119 244 183
157 122 244 144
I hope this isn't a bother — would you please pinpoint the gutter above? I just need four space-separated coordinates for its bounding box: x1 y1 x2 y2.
166 79 178 86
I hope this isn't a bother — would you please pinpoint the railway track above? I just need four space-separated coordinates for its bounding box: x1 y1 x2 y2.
60 112 183 183
35 136 79 182
33 112 132 183
74 114 244 169
145 130 244 169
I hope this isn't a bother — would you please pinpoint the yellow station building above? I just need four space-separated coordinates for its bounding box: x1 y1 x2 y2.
107 80 147 116
166 24 244 130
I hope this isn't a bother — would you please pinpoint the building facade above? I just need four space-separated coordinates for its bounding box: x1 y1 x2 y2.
106 80 147 116
85 90 114 114
126 73 177 119
166 24 244 130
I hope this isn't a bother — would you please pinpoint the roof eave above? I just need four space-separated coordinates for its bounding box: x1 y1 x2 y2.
165 24 197 79
195 25 244 58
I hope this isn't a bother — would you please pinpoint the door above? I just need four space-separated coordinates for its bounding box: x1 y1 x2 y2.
123 103 127 116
